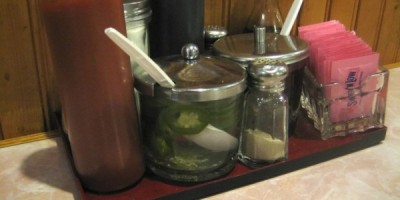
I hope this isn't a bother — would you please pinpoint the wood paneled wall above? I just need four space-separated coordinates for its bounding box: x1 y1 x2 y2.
1 0 400 140
204 0 400 63
0 0 46 139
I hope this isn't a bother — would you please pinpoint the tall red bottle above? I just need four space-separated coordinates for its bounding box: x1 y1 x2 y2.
40 0 145 193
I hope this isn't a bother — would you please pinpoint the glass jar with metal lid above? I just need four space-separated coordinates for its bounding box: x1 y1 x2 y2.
134 44 246 182
212 27 309 134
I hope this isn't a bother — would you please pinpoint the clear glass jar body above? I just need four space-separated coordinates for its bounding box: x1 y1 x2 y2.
126 19 149 54
239 87 288 167
139 93 243 182
40 0 145 193
245 0 283 33
126 15 151 75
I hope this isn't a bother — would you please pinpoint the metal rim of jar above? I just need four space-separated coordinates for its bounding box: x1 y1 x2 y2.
134 63 247 102
123 0 152 22
135 43 247 102
213 33 309 66
154 78 247 102
124 9 152 22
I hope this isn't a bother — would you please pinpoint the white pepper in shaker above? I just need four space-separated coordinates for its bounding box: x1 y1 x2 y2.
239 58 289 168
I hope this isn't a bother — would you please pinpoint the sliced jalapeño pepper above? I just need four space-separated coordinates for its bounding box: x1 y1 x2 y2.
150 135 172 157
161 105 209 135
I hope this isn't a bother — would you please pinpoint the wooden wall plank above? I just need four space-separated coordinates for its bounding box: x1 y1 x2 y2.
279 0 299 34
298 0 329 26
28 0 60 131
227 0 256 34
397 47 400 62
0 130 59 148
328 0 359 29
376 0 400 65
0 122 3 140
354 0 385 50
279 0 294 18
204 0 230 27
0 0 45 139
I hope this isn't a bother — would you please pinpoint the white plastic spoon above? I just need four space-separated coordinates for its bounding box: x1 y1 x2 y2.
184 124 238 152
280 0 304 36
104 27 175 88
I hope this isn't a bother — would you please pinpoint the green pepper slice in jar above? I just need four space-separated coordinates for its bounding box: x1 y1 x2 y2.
150 135 172 157
161 105 209 135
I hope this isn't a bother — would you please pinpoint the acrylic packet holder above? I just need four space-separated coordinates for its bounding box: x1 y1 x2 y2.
300 66 389 140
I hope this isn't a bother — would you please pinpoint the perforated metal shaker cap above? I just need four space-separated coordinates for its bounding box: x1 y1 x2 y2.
248 58 288 89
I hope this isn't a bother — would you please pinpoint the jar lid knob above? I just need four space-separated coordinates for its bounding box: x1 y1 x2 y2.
181 43 200 60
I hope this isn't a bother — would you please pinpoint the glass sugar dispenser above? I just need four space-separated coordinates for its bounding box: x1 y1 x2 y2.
239 58 289 168
123 0 151 74
213 27 308 135
245 0 283 33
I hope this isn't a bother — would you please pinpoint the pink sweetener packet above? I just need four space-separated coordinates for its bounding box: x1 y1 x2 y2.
326 52 380 123
298 20 344 38
310 31 357 63
301 26 346 42
300 29 349 73
313 34 364 79
322 49 374 86
317 42 372 83
306 31 353 70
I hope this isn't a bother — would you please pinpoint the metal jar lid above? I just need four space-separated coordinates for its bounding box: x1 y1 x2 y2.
123 0 151 22
212 31 309 66
134 44 246 102
204 25 228 43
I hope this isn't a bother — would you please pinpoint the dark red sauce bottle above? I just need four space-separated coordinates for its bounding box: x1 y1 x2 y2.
40 0 145 193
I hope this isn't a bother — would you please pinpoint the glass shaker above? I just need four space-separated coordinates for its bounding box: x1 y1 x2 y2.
239 58 289 168
123 0 151 74
245 0 283 33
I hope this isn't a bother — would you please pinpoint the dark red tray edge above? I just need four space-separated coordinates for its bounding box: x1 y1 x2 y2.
158 127 386 200
56 113 386 200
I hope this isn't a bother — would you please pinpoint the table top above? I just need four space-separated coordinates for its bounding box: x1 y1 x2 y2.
1 67 399 200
